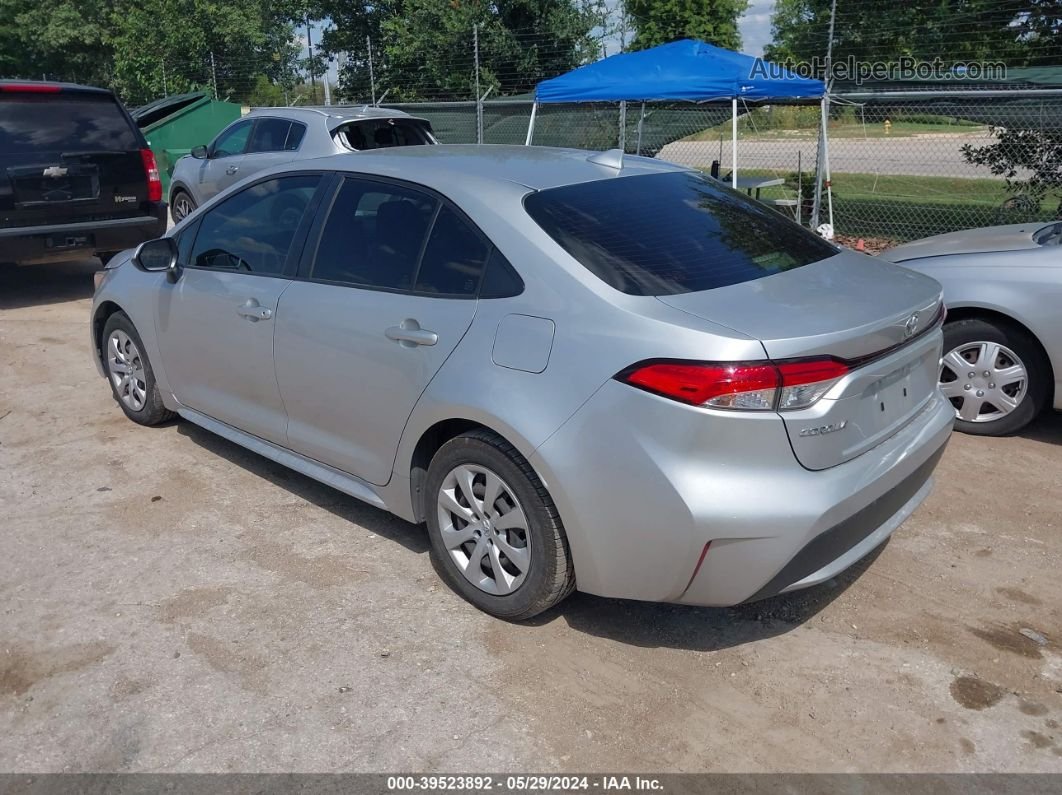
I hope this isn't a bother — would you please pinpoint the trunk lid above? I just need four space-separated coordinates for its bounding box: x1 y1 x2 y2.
658 251 944 470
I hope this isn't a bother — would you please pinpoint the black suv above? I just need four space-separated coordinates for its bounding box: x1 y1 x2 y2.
0 81 167 265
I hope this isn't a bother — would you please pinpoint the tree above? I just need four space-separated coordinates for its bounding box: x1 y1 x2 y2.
308 0 603 102
106 0 301 104
0 0 112 84
765 0 1057 67
624 0 749 52
962 129 1062 217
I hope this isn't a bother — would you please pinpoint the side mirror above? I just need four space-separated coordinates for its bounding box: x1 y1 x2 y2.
132 238 180 282
191 145 209 159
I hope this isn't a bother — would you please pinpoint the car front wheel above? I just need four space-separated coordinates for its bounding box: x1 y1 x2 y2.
424 430 575 620
939 317 1048 436
102 312 175 426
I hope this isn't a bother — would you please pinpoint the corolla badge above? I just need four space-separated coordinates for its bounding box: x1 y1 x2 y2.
799 420 848 437
903 312 920 338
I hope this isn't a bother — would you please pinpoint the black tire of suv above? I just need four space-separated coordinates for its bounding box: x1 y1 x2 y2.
424 429 576 621
101 312 175 427
942 317 1049 437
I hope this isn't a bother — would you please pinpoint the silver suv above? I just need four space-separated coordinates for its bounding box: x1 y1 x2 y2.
168 106 435 223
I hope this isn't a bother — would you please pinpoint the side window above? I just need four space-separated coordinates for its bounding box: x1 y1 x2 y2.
415 206 489 296
190 175 320 276
285 122 307 151
211 120 252 158
479 248 524 299
312 177 436 291
247 118 292 154
174 218 201 265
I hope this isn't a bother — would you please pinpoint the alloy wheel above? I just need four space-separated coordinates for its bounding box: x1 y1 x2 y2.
939 340 1028 423
436 464 531 596
173 194 194 222
107 330 148 412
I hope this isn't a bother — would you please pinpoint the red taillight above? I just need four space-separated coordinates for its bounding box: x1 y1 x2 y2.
619 357 849 412
140 148 162 203
0 83 62 93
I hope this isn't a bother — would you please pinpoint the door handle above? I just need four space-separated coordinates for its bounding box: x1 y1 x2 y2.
386 320 438 347
226 165 239 175
236 300 272 322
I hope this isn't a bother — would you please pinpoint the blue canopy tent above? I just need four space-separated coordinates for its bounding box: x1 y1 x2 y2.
528 40 833 230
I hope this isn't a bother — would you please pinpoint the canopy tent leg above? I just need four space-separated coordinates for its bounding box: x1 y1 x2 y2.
731 97 738 189
618 101 627 151
525 101 538 146
811 94 835 238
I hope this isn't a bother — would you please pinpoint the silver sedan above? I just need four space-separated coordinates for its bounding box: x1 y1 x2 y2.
168 106 435 223
885 222 1062 435
91 146 952 619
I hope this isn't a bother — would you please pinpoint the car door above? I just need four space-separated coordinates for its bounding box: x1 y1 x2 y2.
155 173 324 444
274 176 488 485
240 118 307 184
195 119 252 201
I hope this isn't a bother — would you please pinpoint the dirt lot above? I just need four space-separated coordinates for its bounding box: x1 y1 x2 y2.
2 258 1061 773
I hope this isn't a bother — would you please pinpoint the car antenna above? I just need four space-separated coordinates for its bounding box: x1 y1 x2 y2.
587 149 624 170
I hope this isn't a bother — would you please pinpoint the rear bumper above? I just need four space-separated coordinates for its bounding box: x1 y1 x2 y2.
531 380 954 607
0 205 167 264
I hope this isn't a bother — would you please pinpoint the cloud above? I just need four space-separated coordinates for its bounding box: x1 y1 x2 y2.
739 0 776 56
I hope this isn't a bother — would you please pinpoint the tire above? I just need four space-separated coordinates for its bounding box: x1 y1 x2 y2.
171 190 197 224
939 317 1049 436
101 312 175 426
424 429 575 620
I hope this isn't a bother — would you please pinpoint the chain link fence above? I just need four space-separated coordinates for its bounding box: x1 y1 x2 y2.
386 88 1062 245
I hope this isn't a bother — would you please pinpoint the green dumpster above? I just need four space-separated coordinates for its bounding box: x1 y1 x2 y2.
130 92 243 197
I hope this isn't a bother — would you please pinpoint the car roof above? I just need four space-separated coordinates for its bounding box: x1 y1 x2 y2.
304 144 691 193
247 105 415 122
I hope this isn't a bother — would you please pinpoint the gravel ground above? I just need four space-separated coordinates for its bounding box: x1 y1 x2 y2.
1 258 1061 773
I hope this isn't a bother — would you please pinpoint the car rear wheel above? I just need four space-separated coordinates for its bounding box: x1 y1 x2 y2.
171 190 196 223
102 312 175 426
424 430 575 620
939 317 1048 436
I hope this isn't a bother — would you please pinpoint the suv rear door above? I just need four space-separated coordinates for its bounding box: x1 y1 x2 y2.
240 117 307 183
0 85 153 230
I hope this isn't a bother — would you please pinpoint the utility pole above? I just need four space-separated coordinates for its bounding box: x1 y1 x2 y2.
161 60 168 97
367 36 376 106
210 51 218 99
306 17 317 105
474 24 482 143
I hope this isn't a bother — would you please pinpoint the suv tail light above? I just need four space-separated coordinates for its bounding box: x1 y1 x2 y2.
140 148 162 203
0 83 61 93
618 358 849 412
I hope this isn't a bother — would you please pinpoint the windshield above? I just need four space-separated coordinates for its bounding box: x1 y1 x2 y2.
524 171 838 296
336 118 433 151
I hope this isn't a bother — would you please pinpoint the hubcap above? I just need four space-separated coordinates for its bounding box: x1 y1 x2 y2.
436 464 531 596
939 341 1027 423
107 330 148 412
174 196 193 221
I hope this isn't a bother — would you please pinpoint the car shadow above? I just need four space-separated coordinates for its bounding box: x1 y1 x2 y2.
175 421 430 555
1017 411 1062 445
0 258 101 310
522 543 887 652
176 416 878 650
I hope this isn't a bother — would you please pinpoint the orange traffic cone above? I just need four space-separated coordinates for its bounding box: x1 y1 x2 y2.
855 238 866 252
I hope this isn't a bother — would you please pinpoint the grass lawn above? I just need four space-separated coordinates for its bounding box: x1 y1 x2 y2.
709 168 1056 242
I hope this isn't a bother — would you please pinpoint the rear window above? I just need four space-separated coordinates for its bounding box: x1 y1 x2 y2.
0 92 140 155
336 119 432 151
524 171 837 296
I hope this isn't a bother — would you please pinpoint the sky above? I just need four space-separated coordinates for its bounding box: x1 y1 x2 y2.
740 0 777 57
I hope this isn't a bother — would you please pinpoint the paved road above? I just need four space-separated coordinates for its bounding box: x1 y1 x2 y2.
1 259 1061 773
659 133 1001 178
